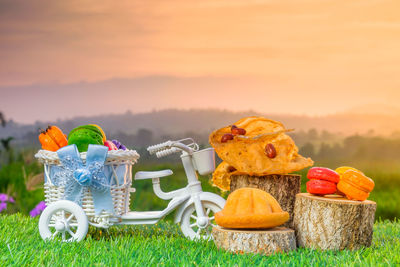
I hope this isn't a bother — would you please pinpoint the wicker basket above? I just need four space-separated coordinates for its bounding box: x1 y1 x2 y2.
35 149 140 227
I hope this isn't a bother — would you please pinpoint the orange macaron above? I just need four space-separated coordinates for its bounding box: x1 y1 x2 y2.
337 170 375 201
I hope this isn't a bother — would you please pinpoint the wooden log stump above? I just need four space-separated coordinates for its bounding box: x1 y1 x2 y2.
230 174 301 228
293 193 376 250
212 227 296 255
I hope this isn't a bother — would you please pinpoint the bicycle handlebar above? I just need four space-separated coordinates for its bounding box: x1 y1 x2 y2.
147 141 172 155
147 139 196 158
155 147 179 158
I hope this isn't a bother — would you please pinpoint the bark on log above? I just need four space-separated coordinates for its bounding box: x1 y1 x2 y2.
230 174 301 228
293 193 376 250
212 226 296 255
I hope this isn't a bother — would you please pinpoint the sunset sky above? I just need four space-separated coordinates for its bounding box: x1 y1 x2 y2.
1 0 400 123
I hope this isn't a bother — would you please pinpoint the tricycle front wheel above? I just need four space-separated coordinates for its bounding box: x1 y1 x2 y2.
39 200 88 242
180 201 221 240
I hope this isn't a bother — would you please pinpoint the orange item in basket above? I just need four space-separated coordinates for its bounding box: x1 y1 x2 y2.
38 126 68 151
337 170 375 201
215 187 289 229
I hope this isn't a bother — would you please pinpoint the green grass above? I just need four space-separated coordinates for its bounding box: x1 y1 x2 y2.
0 214 399 266
1 155 399 221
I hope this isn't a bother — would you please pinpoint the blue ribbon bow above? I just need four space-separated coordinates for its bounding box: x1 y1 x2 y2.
54 144 114 215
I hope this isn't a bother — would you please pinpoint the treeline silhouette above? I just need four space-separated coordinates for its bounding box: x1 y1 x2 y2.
8 122 400 165
110 128 400 164
298 135 400 163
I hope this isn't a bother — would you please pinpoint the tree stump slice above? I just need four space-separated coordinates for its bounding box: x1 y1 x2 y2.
212 227 296 255
293 193 376 250
230 174 301 228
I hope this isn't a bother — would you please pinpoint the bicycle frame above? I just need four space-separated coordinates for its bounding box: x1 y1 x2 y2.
118 141 224 228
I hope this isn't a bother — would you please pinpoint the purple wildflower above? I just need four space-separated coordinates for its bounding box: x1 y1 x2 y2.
29 208 40 217
0 202 7 212
36 201 46 211
8 197 15 203
29 201 47 217
0 193 8 202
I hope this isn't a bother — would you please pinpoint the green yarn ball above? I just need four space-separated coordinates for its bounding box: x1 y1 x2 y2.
68 125 104 152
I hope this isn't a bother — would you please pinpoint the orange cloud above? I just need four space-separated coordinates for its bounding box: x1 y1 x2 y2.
0 0 400 122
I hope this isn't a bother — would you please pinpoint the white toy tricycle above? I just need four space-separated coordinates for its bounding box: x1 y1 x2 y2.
35 138 225 242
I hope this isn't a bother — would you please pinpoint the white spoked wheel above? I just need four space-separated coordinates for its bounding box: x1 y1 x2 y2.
180 201 222 240
39 200 88 242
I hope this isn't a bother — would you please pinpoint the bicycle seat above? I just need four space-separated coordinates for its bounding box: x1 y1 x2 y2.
134 170 173 180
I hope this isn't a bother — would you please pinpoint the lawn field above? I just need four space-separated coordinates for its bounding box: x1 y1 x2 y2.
1 160 399 221
0 214 399 266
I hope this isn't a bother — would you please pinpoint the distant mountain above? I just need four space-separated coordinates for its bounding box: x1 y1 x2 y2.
1 109 400 149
